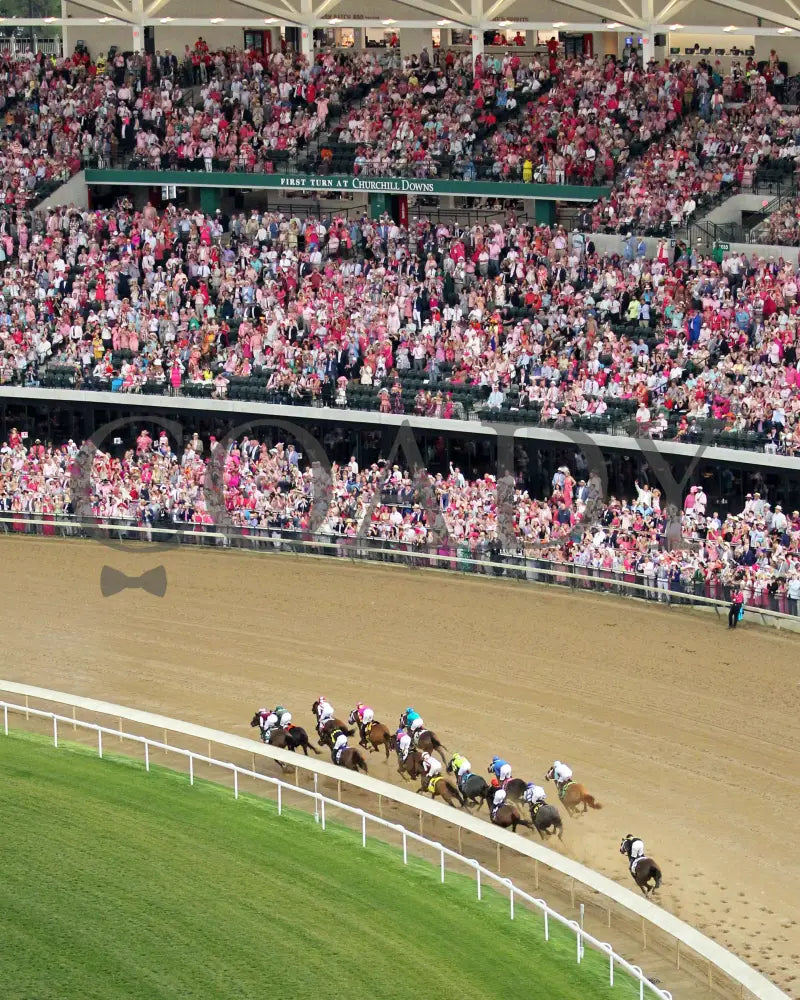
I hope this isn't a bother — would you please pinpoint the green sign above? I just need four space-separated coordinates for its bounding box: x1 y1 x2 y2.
716 241 731 250
85 169 609 203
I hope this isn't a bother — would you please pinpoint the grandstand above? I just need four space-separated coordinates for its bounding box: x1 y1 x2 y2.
0 6 799 999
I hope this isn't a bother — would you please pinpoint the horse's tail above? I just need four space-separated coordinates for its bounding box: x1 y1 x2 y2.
356 751 368 774
343 725 355 737
651 865 662 888
584 794 602 809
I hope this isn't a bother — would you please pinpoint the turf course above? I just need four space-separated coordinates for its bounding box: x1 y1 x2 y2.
1 732 643 1000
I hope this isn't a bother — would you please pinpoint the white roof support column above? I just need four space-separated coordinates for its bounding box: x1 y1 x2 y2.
471 0 483 69
642 0 655 61
61 0 71 55
132 0 144 51
301 0 313 56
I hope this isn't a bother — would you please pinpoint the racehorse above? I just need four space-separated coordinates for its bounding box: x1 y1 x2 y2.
488 800 533 834
317 724 369 774
620 836 662 895
544 767 602 816
390 737 426 781
347 708 393 758
528 802 563 840
411 728 449 765
420 774 464 808
500 778 528 803
249 714 320 756
311 701 355 739
446 763 489 808
317 718 356 748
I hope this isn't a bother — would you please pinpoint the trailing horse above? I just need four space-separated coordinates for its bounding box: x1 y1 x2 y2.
420 774 464 808
620 836 662 895
544 767 602 816
331 746 369 774
488 801 533 834
446 763 489 809
528 802 563 840
347 708 392 758
317 723 368 774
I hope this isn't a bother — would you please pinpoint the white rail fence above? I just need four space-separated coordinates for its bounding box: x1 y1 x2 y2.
2 695 668 1000
0 682 788 1000
2 513 799 632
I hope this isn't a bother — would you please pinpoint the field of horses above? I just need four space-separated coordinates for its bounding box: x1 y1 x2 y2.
2 535 799 996
0 731 638 1000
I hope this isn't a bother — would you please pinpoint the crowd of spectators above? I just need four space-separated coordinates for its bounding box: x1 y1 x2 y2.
2 425 800 613
590 96 800 234
3 201 800 455
760 195 800 246
333 48 545 180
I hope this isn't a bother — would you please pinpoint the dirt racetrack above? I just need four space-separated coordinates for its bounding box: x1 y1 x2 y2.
2 536 799 996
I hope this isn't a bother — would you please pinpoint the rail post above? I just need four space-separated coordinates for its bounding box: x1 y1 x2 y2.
440 846 445 883
97 728 103 759
362 813 366 848
507 879 514 920
25 694 29 720
544 908 549 941
189 754 194 786
144 741 149 772
402 830 407 865
320 796 326 830
475 861 482 901
314 773 319 823
234 767 239 800
72 706 76 731
53 715 58 748
4 702 8 736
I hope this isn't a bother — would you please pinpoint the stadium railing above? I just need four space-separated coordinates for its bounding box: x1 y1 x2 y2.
2 513 798 630
0 682 789 1000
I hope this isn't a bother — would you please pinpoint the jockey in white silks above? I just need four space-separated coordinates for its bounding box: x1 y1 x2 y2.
629 837 645 867
332 732 348 759
316 696 334 727
396 729 412 761
421 752 441 779
279 712 292 729
552 760 573 791
490 784 507 814
261 710 278 735
524 783 546 807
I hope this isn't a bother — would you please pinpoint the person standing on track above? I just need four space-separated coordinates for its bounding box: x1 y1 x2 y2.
728 585 744 628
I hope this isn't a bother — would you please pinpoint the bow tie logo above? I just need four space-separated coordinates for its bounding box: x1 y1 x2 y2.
100 565 168 598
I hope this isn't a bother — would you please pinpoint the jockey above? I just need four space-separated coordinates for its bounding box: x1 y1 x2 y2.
450 752 471 779
489 778 506 813
421 751 441 779
401 707 424 734
274 706 292 729
551 760 573 792
524 783 546 807
356 702 374 727
262 709 279 736
488 756 512 783
316 696 334 728
332 731 348 761
626 834 645 866
396 729 412 762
